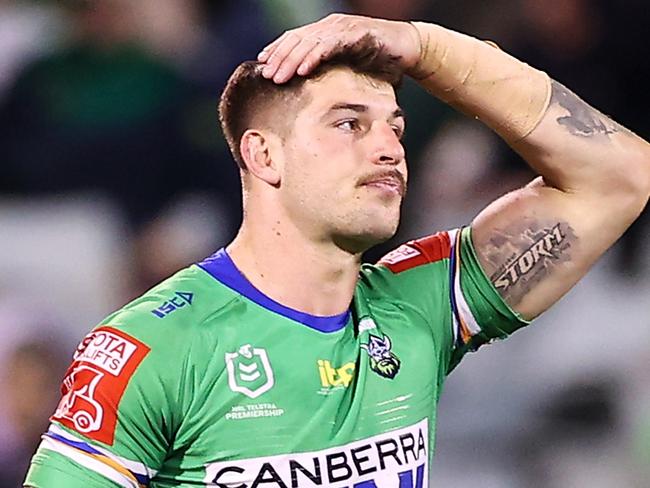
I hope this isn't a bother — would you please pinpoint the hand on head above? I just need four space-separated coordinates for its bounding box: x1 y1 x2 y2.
257 14 422 84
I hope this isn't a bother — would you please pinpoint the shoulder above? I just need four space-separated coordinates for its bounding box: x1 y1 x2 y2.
52 265 239 434
379 231 453 270
356 231 457 312
361 231 454 282
111 265 236 329
83 264 240 362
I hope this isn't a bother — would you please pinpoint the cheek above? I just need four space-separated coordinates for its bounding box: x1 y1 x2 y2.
281 147 327 205
288 138 353 185
299 133 342 165
283 128 363 205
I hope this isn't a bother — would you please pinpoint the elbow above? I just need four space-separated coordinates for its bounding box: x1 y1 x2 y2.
640 155 650 210
630 144 650 212
584 143 650 226
614 144 650 220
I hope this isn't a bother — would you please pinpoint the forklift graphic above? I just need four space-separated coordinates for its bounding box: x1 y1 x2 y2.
55 365 105 433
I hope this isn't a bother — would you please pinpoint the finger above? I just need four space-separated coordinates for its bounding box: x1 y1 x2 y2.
258 17 331 62
257 30 291 63
296 37 339 77
261 32 303 79
273 36 328 83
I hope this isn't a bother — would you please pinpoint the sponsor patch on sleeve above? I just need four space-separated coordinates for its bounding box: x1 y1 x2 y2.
51 326 150 445
378 232 452 273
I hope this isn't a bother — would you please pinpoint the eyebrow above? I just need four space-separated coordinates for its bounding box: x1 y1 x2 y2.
323 103 405 121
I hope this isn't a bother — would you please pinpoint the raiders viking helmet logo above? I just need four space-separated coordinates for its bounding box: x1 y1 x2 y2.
361 334 401 379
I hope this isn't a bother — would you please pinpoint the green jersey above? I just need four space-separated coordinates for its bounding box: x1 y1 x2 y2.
25 227 528 488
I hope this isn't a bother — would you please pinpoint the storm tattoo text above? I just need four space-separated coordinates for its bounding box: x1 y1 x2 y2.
487 221 576 304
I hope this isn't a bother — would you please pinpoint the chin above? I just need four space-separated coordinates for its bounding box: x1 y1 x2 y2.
333 222 399 254
368 222 399 243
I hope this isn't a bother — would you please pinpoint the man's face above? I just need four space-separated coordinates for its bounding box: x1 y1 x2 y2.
278 67 407 253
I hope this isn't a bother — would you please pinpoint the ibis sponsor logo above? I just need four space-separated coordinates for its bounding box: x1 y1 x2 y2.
317 359 355 394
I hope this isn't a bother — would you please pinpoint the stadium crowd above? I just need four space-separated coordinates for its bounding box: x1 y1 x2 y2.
0 0 648 486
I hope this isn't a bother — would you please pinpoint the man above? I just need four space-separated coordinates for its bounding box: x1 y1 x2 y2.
25 14 649 488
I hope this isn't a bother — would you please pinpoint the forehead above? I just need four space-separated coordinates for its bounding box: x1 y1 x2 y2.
300 67 399 115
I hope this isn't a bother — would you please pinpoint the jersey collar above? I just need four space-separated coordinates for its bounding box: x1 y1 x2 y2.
197 248 351 333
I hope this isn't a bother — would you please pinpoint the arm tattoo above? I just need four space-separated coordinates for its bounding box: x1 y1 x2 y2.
550 80 629 139
484 219 576 306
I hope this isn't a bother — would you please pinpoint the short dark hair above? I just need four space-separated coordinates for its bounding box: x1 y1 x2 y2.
218 34 404 169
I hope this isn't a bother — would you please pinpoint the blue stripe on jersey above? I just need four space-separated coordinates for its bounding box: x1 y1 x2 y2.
449 229 464 348
46 431 103 456
197 249 350 333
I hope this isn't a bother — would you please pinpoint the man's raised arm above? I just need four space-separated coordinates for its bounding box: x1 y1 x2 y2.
407 21 649 318
258 14 650 319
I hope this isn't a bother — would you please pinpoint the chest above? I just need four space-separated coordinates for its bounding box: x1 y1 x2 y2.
170 303 446 487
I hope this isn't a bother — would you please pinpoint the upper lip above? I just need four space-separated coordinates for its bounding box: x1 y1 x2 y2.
358 170 406 195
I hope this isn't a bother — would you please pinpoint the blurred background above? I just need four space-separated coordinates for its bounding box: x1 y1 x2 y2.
0 0 648 486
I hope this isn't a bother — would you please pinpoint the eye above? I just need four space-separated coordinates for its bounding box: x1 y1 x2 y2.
335 119 361 132
391 125 405 139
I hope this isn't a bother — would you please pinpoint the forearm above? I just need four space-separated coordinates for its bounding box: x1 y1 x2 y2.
409 22 551 142
409 22 650 204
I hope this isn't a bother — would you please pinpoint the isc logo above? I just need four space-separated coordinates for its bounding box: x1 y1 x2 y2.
317 360 355 388
151 291 194 319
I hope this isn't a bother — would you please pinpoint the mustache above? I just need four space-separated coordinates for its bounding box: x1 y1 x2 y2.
357 169 407 195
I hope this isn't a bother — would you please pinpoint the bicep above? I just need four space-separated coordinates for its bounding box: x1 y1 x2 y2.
471 176 633 320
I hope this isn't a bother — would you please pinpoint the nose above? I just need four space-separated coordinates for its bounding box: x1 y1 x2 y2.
368 121 405 165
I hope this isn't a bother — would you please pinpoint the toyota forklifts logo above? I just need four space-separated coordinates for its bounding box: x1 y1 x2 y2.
54 365 105 433
51 326 150 445
225 344 275 399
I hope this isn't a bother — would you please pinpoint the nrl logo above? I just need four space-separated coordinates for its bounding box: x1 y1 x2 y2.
361 334 401 379
225 344 274 399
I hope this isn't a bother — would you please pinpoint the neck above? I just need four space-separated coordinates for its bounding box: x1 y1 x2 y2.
226 212 362 317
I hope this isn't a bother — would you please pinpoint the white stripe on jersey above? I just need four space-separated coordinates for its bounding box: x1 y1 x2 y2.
48 423 157 481
39 435 140 488
449 228 482 341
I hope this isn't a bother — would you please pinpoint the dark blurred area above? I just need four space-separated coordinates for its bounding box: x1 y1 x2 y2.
1 0 648 486
0 338 68 487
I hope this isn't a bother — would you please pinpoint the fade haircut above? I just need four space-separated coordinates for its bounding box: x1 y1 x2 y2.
218 34 404 169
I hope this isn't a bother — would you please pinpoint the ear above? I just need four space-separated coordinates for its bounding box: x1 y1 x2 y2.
239 130 281 186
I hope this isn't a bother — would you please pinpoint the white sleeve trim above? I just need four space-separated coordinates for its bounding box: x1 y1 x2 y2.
39 423 157 487
449 228 482 345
